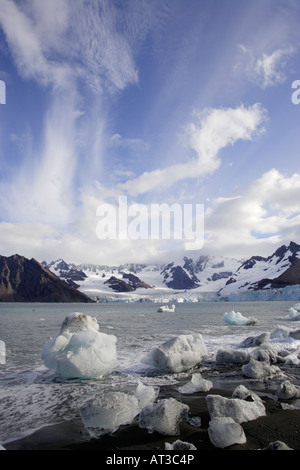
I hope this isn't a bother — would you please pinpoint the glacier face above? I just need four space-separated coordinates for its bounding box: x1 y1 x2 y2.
42 241 300 301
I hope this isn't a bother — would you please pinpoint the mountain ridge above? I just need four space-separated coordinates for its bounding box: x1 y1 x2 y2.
42 241 300 301
0 254 94 302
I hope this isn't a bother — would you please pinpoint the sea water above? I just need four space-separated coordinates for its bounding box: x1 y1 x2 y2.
0 301 299 444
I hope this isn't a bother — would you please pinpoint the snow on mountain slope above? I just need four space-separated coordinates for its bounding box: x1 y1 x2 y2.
42 241 300 301
219 241 300 297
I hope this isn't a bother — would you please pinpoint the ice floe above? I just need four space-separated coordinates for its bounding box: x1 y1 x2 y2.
223 310 258 326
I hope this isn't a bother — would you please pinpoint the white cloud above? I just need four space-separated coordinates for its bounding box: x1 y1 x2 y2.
204 169 300 257
238 45 295 89
118 103 266 197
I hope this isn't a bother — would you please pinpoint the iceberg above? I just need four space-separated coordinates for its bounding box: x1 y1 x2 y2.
223 311 258 326
158 304 175 312
41 312 117 379
139 397 189 436
278 305 300 321
142 334 207 373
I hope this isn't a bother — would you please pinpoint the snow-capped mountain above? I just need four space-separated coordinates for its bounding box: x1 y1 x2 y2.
42 242 300 301
219 241 300 300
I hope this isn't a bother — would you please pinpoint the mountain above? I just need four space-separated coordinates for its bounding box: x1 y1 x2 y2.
219 241 300 298
0 254 94 302
42 241 300 301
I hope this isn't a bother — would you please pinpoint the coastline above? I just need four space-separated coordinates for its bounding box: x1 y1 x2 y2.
4 364 300 452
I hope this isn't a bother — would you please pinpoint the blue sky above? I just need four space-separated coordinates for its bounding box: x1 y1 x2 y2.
0 0 300 265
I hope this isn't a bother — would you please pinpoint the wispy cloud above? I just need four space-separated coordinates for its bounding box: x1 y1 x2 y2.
118 103 267 197
237 44 295 89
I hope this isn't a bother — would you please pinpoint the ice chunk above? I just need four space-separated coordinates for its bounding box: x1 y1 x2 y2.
134 380 159 409
80 391 140 438
206 387 266 423
208 417 246 448
178 372 212 394
239 332 270 348
289 329 300 340
275 380 300 399
165 440 197 450
41 312 117 379
0 340 5 365
158 304 175 312
223 310 258 326
242 358 281 379
278 306 300 321
139 398 189 435
142 334 207 373
216 348 250 364
250 344 278 363
262 441 293 450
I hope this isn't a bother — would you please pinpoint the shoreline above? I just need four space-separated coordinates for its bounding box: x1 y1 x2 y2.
3 365 300 451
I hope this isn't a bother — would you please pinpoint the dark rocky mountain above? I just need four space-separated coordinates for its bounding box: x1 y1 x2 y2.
0 254 94 302
104 273 153 292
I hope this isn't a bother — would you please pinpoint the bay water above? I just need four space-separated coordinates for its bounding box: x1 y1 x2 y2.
0 300 298 444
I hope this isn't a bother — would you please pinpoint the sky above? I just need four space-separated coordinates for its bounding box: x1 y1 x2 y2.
0 0 300 265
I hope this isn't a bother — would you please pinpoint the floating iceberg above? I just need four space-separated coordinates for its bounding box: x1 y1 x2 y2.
142 334 207 373
223 310 258 326
139 397 189 436
41 312 117 379
278 305 300 321
158 304 175 312
178 372 212 394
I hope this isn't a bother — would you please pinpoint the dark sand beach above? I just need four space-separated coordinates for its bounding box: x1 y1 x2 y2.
4 362 300 452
